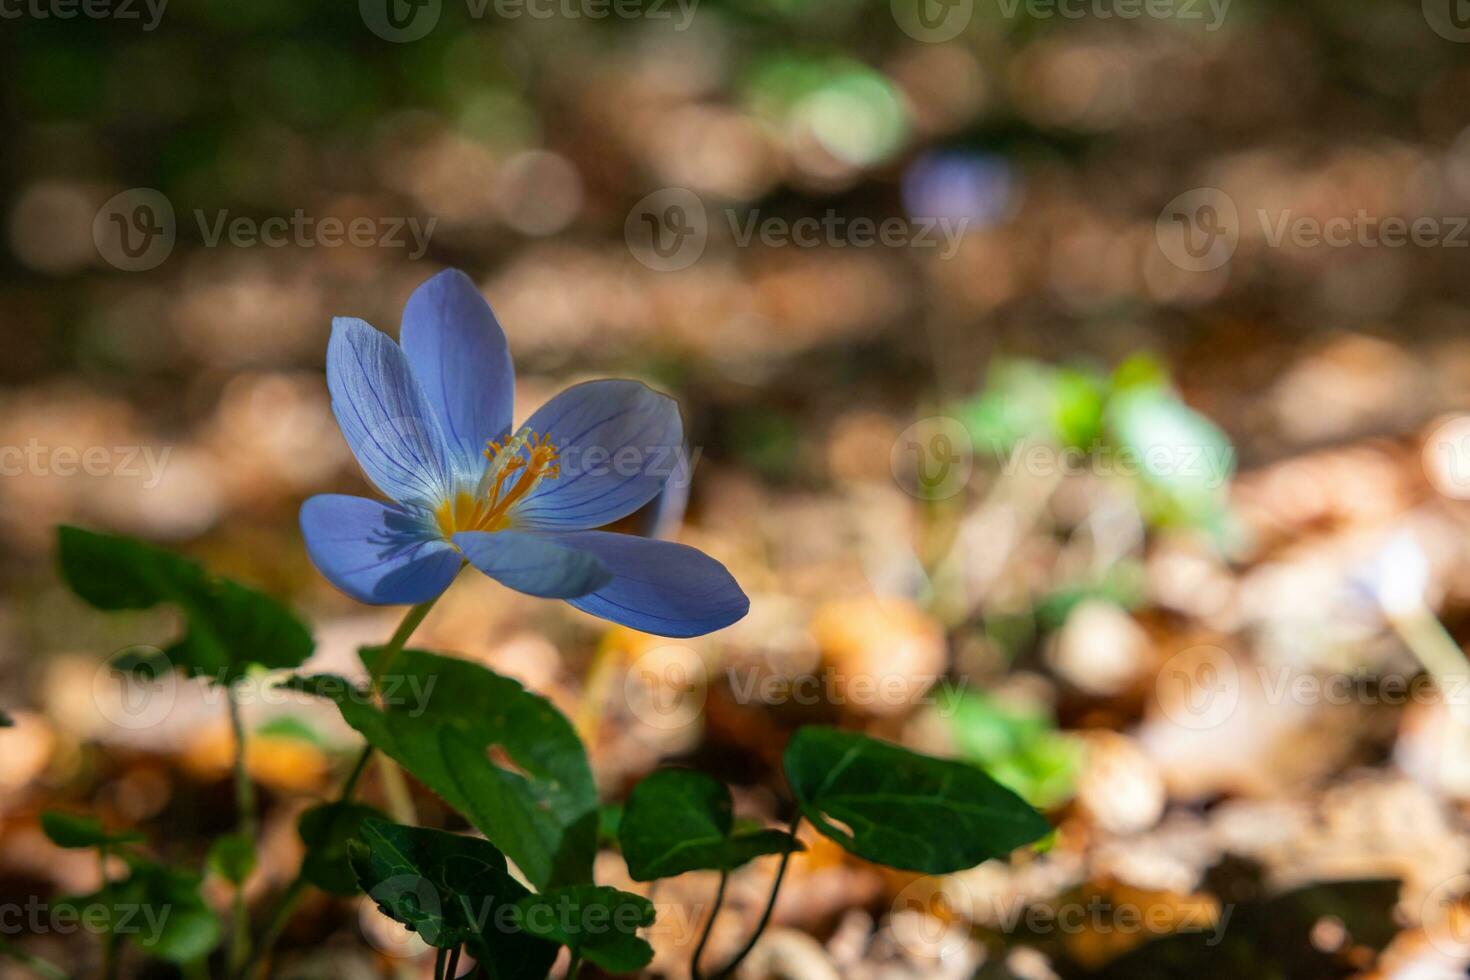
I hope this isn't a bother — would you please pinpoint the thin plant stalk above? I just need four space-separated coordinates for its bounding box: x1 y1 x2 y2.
227 686 257 974
238 596 439 980
712 815 801 979
689 869 728 980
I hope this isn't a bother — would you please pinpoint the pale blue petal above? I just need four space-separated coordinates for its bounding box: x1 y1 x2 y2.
301 494 461 605
454 530 612 599
546 531 748 637
400 269 515 478
511 380 684 532
327 317 456 506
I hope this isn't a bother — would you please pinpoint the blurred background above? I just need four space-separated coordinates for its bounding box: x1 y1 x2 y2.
8 0 1470 975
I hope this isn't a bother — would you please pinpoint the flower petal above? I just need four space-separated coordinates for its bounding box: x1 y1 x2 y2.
454 530 612 599
301 495 462 605
512 380 685 531
545 531 748 637
328 317 456 506
400 269 515 478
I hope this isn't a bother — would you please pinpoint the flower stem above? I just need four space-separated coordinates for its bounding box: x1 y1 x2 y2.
690 869 728 980
445 945 461 979
711 815 801 979
238 597 439 979
227 685 257 975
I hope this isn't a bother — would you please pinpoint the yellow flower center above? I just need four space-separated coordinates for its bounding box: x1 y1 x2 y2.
434 430 561 539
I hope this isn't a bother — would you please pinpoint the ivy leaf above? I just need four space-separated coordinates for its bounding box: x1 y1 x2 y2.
206 833 256 885
59 858 220 964
298 801 388 896
349 820 557 980
40 811 144 849
620 769 800 881
57 526 312 684
782 726 1050 874
292 648 597 890
514 885 655 974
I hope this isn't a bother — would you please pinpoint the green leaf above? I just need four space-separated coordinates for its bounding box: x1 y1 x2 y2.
1106 388 1234 494
513 885 654 973
57 526 313 684
294 648 597 890
0 709 12 727
298 801 388 896
782 726 1050 874
40 811 144 849
939 690 1082 810
620 769 800 881
206 833 256 885
350 820 557 979
58 858 220 964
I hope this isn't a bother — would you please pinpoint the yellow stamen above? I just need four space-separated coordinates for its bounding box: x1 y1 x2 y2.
435 430 561 540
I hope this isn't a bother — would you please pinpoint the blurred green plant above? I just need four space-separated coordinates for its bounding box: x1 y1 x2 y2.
936 689 1082 810
956 353 1236 538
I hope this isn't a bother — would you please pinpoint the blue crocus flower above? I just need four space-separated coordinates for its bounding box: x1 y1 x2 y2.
301 269 748 638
